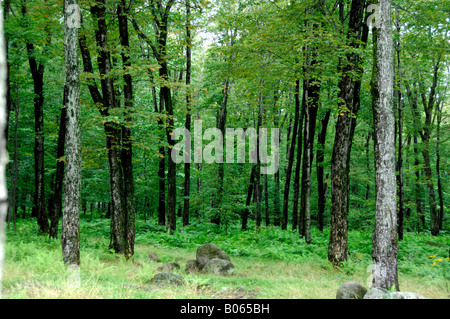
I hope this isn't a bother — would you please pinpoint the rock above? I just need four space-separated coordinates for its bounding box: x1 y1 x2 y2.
336 281 367 299
364 288 426 299
156 262 180 273
148 272 186 287
389 292 426 299
148 252 161 263
203 258 235 276
196 243 231 269
185 259 201 274
363 287 390 299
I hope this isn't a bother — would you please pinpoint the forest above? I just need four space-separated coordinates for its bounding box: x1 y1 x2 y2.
0 0 448 301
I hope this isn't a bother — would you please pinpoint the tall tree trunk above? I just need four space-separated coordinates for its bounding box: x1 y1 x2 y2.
316 109 331 232
282 83 301 230
50 89 67 239
419 59 440 236
328 0 367 267
273 91 281 226
22 1 49 235
0 1 9 296
435 100 444 230
8 94 18 231
255 81 264 228
118 0 135 258
242 166 257 231
26 44 49 234
61 0 81 266
212 78 229 225
85 0 126 254
370 1 399 290
395 13 404 241
183 0 192 227
300 56 320 243
292 80 304 231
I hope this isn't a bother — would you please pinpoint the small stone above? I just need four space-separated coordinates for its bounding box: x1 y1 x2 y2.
156 262 180 273
336 281 367 299
148 272 186 287
185 259 201 274
196 243 231 269
148 252 161 263
203 258 235 276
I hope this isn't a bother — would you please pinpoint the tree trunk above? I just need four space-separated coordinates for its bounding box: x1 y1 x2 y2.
435 100 444 230
242 166 257 231
328 0 367 267
317 109 331 232
0 1 9 295
212 78 229 225
23 1 49 235
394 13 404 241
83 0 127 255
273 91 281 226
370 2 399 290
50 89 67 239
118 0 135 258
61 0 81 266
183 0 192 227
8 94 18 231
292 80 304 231
282 83 301 230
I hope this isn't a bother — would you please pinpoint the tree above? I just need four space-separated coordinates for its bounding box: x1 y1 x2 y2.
61 0 81 266
22 0 50 235
328 0 368 267
0 0 8 297
183 0 192 227
371 0 399 291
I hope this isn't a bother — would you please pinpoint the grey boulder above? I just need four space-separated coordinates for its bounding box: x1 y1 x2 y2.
336 281 367 299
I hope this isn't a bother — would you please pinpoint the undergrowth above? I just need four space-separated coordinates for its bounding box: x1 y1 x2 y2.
2 217 449 299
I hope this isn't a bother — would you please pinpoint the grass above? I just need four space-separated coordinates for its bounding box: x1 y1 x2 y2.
2 217 449 299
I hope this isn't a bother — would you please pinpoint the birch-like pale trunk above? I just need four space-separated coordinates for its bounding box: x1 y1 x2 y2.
61 0 81 266
371 0 399 291
0 1 9 297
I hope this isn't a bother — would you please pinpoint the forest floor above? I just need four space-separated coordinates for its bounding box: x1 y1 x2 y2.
2 217 449 299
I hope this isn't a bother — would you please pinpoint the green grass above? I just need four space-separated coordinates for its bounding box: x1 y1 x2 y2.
2 217 449 299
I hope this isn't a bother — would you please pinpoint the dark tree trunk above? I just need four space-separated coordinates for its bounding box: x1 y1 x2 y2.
328 0 368 267
242 166 257 231
3 0 10 142
282 83 301 230
435 100 444 230
273 91 281 226
8 88 18 231
27 44 48 235
264 173 269 227
292 80 304 231
255 82 264 228
212 78 229 225
394 14 404 241
316 109 331 232
50 89 67 239
118 0 135 257
23 1 49 235
183 0 192 227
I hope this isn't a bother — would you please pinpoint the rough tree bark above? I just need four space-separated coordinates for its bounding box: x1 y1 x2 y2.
61 0 81 266
371 0 399 290
328 0 367 267
0 1 9 297
50 89 67 239
282 83 301 230
22 2 50 235
118 0 135 258
183 0 192 227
